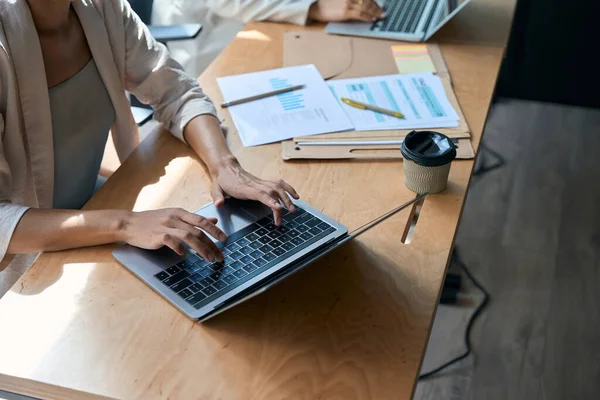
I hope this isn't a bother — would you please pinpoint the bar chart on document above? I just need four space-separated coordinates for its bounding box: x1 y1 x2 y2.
269 77 304 111
217 65 353 147
328 72 460 131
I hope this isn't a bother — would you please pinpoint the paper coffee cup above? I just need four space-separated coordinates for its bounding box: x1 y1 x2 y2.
401 130 457 194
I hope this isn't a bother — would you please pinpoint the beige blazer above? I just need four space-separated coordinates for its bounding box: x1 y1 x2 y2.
0 0 217 292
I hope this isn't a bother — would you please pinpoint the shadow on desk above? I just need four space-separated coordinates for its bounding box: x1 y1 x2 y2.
198 238 425 391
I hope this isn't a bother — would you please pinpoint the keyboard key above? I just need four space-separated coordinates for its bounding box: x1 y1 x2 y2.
187 253 201 263
187 291 207 306
282 213 298 224
233 269 248 278
249 241 262 250
199 277 215 287
249 250 264 259
288 230 300 238
279 234 292 242
224 256 235 265
296 224 309 233
286 221 300 230
170 278 192 292
262 252 277 262
267 231 282 239
244 264 258 273
225 242 241 252
291 237 305 246
230 251 244 260
213 280 228 290
294 207 306 215
258 236 271 244
202 286 217 296
280 208 290 217
180 259 195 269
299 232 313 241
184 264 198 273
194 259 209 268
231 261 244 270
281 242 295 252
223 274 238 285
309 227 323 236
265 223 278 231
260 244 274 253
212 262 224 270
209 271 224 281
166 265 180 275
246 232 259 241
155 271 169 281
277 226 290 234
222 247 231 256
253 258 268 268
197 268 212 278
236 237 250 247
255 228 269 236
256 217 271 226
163 270 189 286
221 266 235 275
189 273 204 283
239 246 253 255
178 288 193 299
240 255 254 264
305 218 321 228
294 213 313 225
317 222 331 230
189 283 203 292
272 247 286 256
269 239 283 248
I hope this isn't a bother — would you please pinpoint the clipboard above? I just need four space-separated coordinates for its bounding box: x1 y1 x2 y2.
281 31 472 160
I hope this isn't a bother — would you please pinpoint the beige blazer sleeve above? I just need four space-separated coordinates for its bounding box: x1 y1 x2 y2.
0 115 30 261
114 0 218 142
203 0 316 25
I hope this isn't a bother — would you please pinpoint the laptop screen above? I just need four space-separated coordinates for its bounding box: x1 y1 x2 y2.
424 0 472 40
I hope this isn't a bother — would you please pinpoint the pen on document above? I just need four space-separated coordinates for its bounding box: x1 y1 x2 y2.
221 85 306 108
340 97 405 119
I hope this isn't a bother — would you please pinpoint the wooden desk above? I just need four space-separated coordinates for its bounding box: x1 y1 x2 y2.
0 21 506 400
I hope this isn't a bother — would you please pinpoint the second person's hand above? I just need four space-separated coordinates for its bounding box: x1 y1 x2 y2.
309 0 385 23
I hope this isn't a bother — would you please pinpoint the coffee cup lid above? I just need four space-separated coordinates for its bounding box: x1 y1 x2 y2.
401 130 457 167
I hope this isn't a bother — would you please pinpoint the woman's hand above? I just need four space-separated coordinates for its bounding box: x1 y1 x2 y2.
309 0 385 23
122 208 227 261
210 159 300 226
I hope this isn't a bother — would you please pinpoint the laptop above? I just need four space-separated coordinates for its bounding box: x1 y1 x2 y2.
326 0 472 42
113 195 424 321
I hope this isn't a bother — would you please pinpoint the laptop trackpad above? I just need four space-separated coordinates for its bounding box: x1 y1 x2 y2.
195 199 271 241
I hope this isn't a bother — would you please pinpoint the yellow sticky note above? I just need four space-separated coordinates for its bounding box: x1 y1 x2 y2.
391 45 436 74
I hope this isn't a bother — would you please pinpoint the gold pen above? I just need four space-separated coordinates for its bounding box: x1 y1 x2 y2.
341 97 405 119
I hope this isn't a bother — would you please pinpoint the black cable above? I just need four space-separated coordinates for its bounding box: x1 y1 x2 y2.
418 248 491 380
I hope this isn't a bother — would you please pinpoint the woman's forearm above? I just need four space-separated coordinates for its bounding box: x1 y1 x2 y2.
183 114 239 176
7 208 129 254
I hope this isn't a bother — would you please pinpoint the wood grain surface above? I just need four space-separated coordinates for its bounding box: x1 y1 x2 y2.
0 21 504 400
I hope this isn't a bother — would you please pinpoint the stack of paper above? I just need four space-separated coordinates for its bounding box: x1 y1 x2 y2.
217 65 353 147
327 72 460 132
218 65 461 147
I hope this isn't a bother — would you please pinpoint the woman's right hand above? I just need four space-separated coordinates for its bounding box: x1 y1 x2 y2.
122 208 227 262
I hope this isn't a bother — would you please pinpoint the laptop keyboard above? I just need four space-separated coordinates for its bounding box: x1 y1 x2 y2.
153 207 336 310
373 0 427 34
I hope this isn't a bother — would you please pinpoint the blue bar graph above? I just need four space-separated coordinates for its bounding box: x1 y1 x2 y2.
269 77 305 111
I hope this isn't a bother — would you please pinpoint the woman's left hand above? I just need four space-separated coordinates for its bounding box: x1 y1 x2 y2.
210 160 300 226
